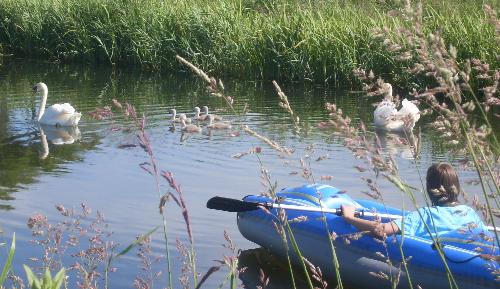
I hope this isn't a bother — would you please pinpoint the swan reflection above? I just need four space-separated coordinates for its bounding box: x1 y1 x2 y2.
39 124 81 159
376 129 420 160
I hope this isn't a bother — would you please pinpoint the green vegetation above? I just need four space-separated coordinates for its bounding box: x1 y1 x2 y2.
0 0 498 288
23 266 66 289
0 0 498 85
0 233 15 287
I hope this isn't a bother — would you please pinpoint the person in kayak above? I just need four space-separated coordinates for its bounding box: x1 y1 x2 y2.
341 163 489 238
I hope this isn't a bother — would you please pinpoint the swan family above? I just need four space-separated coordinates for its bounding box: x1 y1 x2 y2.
32 82 232 135
171 106 231 133
373 83 420 133
32 81 418 137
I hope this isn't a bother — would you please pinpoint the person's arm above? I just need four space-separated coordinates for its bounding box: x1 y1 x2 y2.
340 205 400 238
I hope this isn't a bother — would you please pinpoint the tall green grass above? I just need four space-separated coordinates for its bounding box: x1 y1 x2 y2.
0 0 498 85
0 0 500 83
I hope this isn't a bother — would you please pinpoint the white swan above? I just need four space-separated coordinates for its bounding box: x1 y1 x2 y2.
179 113 192 124
33 82 81 126
207 114 232 130
193 106 209 121
202 106 223 121
170 108 182 123
373 83 420 133
180 118 202 133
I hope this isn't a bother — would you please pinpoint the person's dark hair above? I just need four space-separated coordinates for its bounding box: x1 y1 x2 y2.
426 163 460 206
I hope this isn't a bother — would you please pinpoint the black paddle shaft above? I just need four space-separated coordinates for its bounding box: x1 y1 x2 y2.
206 196 272 212
206 196 347 215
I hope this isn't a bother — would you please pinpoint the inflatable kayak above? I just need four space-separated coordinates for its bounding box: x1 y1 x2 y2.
235 184 499 289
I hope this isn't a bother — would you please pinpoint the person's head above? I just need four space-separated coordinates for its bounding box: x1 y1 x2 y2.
426 163 460 206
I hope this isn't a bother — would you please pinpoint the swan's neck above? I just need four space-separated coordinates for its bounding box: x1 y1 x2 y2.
39 127 49 159
195 110 200 117
208 117 213 126
203 107 209 115
180 119 186 129
384 86 393 101
37 87 48 121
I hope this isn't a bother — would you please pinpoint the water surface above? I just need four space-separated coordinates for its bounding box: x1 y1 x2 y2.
0 59 491 288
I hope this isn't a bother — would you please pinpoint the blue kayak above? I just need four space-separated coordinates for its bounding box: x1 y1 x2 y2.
237 184 499 289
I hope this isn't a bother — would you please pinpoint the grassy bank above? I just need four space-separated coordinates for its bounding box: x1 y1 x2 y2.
0 0 498 85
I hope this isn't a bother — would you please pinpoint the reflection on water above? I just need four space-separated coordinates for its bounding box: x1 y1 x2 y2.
0 88 99 208
238 248 318 289
376 129 420 161
38 124 81 159
0 59 493 289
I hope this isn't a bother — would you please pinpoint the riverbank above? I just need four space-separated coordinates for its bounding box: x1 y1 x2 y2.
0 0 498 85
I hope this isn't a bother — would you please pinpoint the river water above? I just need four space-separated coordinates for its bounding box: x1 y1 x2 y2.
0 59 491 288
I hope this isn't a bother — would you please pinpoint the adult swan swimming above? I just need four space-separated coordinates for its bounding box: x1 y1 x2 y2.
374 83 420 133
33 82 82 126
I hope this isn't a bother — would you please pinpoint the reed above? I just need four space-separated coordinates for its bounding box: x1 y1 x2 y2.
0 0 497 87
0 233 15 287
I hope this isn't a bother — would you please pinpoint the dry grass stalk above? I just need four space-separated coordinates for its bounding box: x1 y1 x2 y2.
243 126 294 155
176 55 236 111
27 204 116 288
134 235 163 289
302 257 328 289
272 80 300 124
175 55 211 84
232 146 262 159
195 231 240 289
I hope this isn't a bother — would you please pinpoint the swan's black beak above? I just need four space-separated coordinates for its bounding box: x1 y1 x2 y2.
32 86 38 93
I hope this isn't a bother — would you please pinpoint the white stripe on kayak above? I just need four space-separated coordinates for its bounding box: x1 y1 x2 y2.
270 203 500 232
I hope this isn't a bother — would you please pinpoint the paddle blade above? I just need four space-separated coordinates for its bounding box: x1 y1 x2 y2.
207 196 263 212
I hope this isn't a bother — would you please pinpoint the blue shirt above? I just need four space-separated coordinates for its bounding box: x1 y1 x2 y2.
393 205 489 238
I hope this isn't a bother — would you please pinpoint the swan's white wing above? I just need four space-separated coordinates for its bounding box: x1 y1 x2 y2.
374 99 419 132
398 99 420 121
387 99 420 131
39 103 81 126
374 100 397 126
48 103 76 114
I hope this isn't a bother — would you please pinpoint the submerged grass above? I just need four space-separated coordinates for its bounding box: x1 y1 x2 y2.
0 0 498 86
